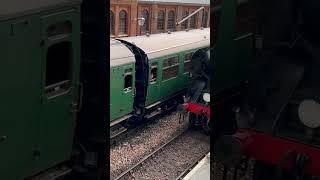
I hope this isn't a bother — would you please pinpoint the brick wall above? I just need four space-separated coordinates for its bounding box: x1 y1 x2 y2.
110 0 210 38
110 0 138 37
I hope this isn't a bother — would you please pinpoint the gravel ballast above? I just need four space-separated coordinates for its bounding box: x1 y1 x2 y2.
110 112 190 178
125 129 210 180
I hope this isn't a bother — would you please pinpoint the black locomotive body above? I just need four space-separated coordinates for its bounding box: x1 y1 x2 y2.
214 0 320 179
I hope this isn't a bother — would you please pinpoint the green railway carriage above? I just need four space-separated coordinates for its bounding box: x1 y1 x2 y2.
110 28 210 129
130 29 210 117
0 0 81 179
122 28 210 108
110 39 136 124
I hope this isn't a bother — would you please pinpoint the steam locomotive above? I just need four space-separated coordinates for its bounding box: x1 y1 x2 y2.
178 46 210 133
212 0 320 179
181 0 252 135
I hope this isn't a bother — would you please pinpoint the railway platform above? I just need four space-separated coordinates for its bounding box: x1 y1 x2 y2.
183 152 210 180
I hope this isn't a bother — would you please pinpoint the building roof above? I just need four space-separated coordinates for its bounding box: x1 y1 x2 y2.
120 28 210 60
110 39 136 67
138 0 209 6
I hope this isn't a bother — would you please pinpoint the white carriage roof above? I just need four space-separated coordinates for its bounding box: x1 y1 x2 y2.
120 28 210 60
110 39 135 67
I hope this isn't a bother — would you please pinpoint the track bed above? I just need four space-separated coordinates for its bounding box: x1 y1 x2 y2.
110 113 190 178
115 129 210 180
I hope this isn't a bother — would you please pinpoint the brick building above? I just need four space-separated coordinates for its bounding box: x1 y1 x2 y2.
110 0 210 38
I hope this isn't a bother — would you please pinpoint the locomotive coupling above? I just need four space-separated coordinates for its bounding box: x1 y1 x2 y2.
177 103 188 114
177 103 188 123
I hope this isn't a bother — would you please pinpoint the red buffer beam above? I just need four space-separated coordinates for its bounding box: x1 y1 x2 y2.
232 129 320 175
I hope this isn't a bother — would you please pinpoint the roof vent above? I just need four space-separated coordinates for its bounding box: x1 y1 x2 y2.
167 30 171 34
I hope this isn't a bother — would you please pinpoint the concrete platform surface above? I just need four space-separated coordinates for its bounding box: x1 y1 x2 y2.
183 152 210 180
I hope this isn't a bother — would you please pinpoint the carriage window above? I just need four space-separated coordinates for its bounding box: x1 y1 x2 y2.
162 56 179 80
184 52 193 73
124 68 133 91
150 67 158 83
45 41 71 96
124 74 132 91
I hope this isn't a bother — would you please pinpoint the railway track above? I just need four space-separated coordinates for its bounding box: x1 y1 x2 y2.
175 152 210 180
110 108 179 144
112 128 210 180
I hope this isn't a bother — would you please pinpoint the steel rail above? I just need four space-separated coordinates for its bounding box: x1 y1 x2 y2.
110 102 182 141
175 150 210 180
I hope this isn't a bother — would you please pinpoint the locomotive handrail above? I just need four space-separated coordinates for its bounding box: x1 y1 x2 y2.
71 82 83 113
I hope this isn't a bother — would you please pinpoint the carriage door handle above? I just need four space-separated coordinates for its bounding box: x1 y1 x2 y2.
71 82 83 113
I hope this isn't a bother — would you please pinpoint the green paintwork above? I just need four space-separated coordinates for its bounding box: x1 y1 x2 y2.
0 5 80 180
0 15 41 180
145 48 204 106
110 47 207 122
38 8 81 173
110 63 136 121
212 0 252 93
146 61 161 104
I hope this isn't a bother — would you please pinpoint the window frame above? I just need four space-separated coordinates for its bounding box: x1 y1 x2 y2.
119 10 128 35
181 11 189 30
162 55 180 81
150 64 158 84
167 10 176 31
141 9 150 33
123 68 133 92
157 10 165 32
183 51 194 74
190 12 197 29
44 41 72 98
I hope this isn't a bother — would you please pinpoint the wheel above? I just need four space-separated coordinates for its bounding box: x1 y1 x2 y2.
201 115 210 135
189 113 197 128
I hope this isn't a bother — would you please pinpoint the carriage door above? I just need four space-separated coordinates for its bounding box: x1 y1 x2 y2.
38 10 80 168
122 67 135 114
146 61 161 105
